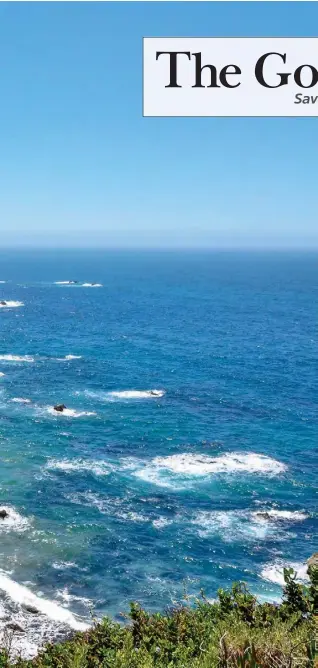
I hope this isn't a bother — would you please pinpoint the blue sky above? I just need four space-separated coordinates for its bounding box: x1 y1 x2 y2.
0 1 317 248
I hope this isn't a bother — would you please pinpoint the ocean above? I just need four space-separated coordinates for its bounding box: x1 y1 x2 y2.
0 249 316 658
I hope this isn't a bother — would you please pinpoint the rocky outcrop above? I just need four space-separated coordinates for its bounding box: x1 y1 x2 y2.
53 404 67 413
0 508 9 519
254 512 272 521
307 553 318 570
22 604 39 615
6 622 25 633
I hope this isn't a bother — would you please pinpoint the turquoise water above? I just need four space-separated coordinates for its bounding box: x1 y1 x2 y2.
0 250 317 656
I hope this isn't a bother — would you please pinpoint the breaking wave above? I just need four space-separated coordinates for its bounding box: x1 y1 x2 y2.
0 355 34 363
83 389 165 402
45 407 96 418
0 301 24 308
0 572 89 660
260 561 310 586
251 509 308 522
10 397 32 404
0 507 30 533
46 458 111 477
191 507 305 542
54 281 77 285
57 355 82 361
128 452 287 488
81 283 102 288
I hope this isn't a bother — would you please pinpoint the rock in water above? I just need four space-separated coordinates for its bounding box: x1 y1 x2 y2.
0 508 9 519
6 622 25 633
0 301 7 306
254 512 272 521
54 404 67 413
23 604 39 615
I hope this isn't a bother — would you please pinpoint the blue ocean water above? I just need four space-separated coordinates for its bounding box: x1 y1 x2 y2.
0 250 317 654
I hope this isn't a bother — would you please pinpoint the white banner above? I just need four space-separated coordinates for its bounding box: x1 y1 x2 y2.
143 37 318 116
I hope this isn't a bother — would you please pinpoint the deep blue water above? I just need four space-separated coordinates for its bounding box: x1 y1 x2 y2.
0 250 317 649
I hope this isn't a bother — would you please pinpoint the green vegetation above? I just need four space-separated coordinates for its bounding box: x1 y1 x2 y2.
1 565 317 668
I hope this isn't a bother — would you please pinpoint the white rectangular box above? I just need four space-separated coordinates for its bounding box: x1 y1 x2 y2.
143 37 318 117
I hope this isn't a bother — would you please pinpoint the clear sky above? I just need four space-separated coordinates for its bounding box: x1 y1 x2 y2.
0 1 317 249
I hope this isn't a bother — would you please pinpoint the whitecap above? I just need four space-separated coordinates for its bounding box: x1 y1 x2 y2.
46 458 111 477
67 491 108 512
0 571 89 631
56 355 82 361
152 517 173 529
190 510 296 542
55 588 92 608
63 355 82 361
0 355 34 363
46 407 96 418
130 452 286 488
0 507 30 533
0 301 24 308
95 389 165 401
54 281 77 285
251 509 308 522
10 398 32 404
0 372 5 377
81 283 102 288
52 562 78 571
260 561 310 586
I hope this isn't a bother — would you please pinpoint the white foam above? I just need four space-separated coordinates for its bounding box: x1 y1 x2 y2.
106 389 165 400
81 283 102 287
52 562 77 571
260 561 310 586
0 355 34 363
10 397 32 404
0 507 30 533
56 354 82 361
252 509 308 522
64 355 82 360
0 572 89 631
55 588 92 608
190 509 297 542
0 301 24 308
152 517 173 529
55 281 77 285
132 452 286 488
0 372 5 377
46 458 110 477
68 491 107 512
46 407 96 418
0 281 6 284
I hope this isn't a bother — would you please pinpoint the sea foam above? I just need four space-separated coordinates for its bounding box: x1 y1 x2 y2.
260 561 310 586
0 572 89 631
46 459 111 477
191 507 305 542
84 389 166 401
131 452 287 488
57 355 82 361
0 355 34 363
0 507 30 534
10 397 32 404
251 509 308 522
82 283 103 287
46 407 96 418
0 301 24 308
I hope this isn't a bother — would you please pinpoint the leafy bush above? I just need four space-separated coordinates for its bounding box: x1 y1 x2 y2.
0 564 316 667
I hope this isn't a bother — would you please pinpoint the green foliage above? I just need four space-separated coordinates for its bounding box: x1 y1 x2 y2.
2 566 317 667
